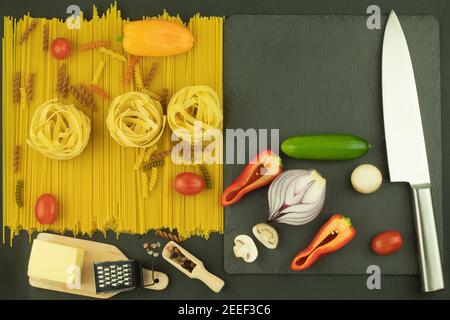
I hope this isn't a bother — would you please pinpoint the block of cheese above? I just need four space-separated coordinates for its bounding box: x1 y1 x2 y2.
28 239 85 285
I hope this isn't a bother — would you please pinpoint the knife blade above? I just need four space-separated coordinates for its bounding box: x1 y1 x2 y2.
382 10 444 292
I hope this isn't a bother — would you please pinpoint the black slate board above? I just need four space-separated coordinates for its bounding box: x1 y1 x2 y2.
223 15 442 275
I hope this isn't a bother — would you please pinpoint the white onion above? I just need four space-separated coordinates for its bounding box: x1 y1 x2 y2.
267 169 326 225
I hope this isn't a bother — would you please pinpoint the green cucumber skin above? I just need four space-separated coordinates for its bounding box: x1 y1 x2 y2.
281 134 370 160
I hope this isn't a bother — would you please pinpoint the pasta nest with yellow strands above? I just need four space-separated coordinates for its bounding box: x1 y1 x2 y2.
167 85 222 147
106 91 166 148
27 99 91 160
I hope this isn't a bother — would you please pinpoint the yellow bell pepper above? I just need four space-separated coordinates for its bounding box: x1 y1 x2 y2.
123 20 194 57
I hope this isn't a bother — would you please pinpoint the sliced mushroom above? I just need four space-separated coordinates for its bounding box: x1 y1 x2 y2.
252 223 279 249
233 235 258 263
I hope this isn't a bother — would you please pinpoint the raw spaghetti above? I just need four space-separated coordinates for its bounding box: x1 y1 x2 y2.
27 99 91 160
2 6 224 243
106 91 166 148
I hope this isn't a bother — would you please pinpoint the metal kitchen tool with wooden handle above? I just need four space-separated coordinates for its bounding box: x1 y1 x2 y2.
162 241 225 293
382 10 444 292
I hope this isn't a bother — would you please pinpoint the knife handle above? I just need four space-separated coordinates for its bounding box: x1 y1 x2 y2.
411 186 444 292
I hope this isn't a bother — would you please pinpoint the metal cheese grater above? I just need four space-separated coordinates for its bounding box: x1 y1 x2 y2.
93 260 144 294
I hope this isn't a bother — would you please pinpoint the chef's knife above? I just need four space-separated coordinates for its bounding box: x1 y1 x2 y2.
382 10 444 292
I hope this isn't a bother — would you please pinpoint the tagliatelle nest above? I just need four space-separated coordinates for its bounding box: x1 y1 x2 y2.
27 99 91 160
167 85 223 146
106 91 166 148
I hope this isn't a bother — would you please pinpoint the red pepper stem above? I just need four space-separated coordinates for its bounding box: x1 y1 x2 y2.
221 150 282 206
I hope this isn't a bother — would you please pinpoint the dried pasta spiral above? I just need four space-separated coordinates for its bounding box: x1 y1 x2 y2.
140 145 157 198
134 64 144 91
27 99 91 160
141 171 149 198
106 92 165 148
91 60 105 85
167 86 222 146
13 72 21 104
42 24 49 51
148 167 158 191
19 87 26 109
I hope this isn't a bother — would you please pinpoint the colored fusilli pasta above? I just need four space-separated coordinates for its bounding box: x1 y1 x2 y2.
98 46 126 62
91 60 105 85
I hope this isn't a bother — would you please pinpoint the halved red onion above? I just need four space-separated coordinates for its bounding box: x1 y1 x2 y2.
267 169 326 225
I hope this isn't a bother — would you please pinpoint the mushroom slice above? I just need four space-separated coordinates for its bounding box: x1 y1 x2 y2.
233 235 258 263
252 223 279 249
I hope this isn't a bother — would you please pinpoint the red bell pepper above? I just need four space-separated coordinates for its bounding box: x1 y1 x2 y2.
221 150 282 206
290 214 356 271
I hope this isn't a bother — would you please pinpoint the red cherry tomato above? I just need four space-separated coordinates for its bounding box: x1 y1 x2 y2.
51 38 71 60
371 230 403 256
35 194 59 225
174 172 205 196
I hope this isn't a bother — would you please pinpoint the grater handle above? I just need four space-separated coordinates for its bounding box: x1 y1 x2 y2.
142 268 169 291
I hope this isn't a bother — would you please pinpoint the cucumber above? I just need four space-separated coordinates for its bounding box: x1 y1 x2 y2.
281 134 370 160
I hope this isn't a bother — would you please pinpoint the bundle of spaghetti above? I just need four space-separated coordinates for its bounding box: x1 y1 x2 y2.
19 88 26 109
2 6 224 243
134 64 144 91
143 62 158 87
91 60 105 85
155 229 184 243
56 64 69 97
199 164 212 189
15 179 24 207
141 88 161 101
79 40 109 51
142 159 164 172
26 73 35 103
13 72 20 104
42 24 49 51
13 145 21 173
98 46 126 62
19 20 37 45
89 84 110 99
27 99 91 160
106 92 166 148
69 84 95 110
167 86 223 146
124 55 139 85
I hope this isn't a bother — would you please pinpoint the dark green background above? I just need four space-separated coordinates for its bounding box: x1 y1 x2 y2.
0 0 449 300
